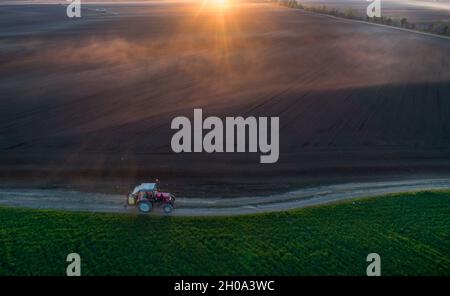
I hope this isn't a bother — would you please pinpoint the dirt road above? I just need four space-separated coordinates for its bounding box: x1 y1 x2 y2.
1 178 449 216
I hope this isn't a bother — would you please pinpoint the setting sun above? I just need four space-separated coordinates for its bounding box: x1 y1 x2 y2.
213 0 228 5
203 0 231 8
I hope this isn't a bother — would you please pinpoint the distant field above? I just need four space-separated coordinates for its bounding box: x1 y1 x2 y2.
297 0 450 24
2 2 450 195
0 190 449 275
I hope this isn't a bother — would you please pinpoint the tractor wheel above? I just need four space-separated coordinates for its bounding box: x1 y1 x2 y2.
163 204 173 214
138 201 153 213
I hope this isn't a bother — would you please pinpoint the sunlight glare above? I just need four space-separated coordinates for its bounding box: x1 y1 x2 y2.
206 0 230 8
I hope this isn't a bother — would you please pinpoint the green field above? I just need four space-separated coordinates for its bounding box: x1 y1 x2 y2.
0 191 449 275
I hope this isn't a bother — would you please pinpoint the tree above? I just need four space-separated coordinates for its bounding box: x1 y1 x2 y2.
400 18 408 28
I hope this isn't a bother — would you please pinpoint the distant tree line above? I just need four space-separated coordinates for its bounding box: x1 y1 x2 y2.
270 0 450 37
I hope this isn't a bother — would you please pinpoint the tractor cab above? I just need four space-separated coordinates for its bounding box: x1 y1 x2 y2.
131 182 159 196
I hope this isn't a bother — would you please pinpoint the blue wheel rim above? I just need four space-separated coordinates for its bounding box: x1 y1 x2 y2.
140 203 150 212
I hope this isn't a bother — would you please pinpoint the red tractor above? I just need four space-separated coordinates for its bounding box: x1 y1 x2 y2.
126 181 176 214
